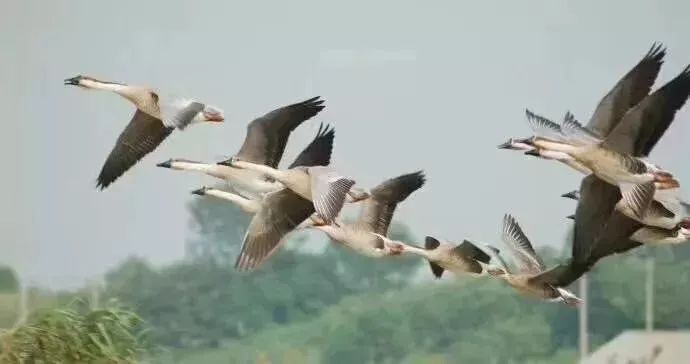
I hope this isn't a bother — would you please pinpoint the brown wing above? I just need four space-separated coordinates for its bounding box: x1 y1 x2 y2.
234 189 314 272
288 123 334 168
233 96 325 167
356 171 426 236
587 43 666 137
587 211 643 264
604 65 690 156
536 213 642 288
454 240 491 264
97 110 173 189
571 175 620 264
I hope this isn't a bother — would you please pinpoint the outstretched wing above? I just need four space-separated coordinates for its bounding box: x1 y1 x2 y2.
233 96 325 167
235 189 315 271
501 214 545 275
97 110 173 189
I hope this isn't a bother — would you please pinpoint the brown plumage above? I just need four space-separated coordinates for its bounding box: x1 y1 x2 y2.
586 43 666 136
97 110 173 189
356 171 426 236
604 64 690 156
230 96 325 167
232 125 336 272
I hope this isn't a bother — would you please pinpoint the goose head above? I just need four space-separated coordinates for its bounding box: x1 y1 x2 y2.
64 75 122 89
156 158 203 170
561 190 580 200
498 137 534 151
191 186 212 196
524 149 542 158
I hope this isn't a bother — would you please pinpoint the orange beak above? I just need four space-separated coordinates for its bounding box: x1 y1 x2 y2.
203 111 225 122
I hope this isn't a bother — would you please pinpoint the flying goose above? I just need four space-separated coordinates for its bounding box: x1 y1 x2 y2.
548 57 690 287
309 171 426 258
64 75 224 189
526 55 690 187
190 122 336 204
380 235 495 278
525 112 678 188
501 44 666 173
487 215 582 307
226 156 367 223
568 190 690 245
230 124 338 271
157 97 326 198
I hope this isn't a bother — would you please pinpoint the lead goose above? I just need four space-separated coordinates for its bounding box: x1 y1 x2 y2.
487 214 582 307
308 171 426 258
377 235 496 278
64 75 224 189
157 97 326 199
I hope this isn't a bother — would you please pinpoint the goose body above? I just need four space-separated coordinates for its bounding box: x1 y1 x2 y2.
229 160 359 223
311 171 426 258
158 97 325 197
387 236 493 278
64 75 224 189
526 116 674 188
488 214 582 307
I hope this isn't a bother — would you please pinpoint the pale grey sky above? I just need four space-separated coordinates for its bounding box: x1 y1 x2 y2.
3 0 690 288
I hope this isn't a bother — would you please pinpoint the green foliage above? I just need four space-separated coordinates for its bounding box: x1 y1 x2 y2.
104 197 423 350
0 302 151 363
0 267 18 293
99 196 690 363
185 193 251 264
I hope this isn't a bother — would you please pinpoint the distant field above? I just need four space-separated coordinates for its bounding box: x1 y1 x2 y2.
0 293 18 328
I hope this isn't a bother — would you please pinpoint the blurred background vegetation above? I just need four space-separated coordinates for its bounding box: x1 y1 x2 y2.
3 197 690 363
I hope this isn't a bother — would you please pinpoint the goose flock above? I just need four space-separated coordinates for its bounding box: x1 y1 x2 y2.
65 42 690 308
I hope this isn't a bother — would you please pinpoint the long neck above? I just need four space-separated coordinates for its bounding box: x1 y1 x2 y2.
206 190 259 214
315 225 347 244
232 160 284 180
171 161 221 176
400 243 430 258
533 139 579 153
81 79 131 95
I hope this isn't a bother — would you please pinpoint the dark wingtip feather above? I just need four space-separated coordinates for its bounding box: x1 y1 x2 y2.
645 42 667 62
371 171 426 203
288 122 335 168
425 236 440 250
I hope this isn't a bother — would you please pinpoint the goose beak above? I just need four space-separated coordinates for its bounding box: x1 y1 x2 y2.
64 76 81 86
524 149 540 157
156 159 172 168
203 111 225 123
561 191 579 200
497 140 513 149
191 187 206 196
216 157 236 167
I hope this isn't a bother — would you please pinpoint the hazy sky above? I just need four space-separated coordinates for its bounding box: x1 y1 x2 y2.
4 0 690 288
